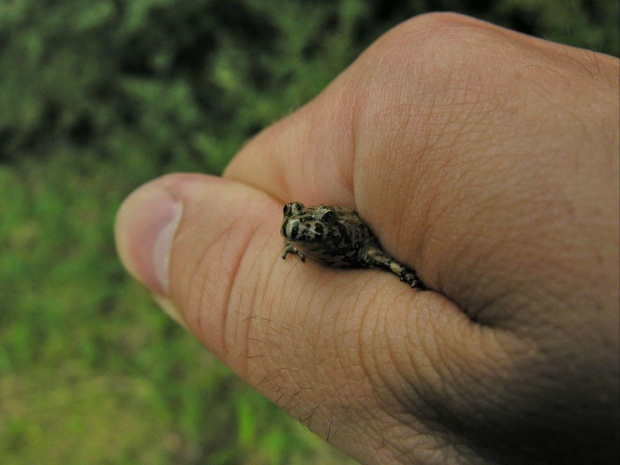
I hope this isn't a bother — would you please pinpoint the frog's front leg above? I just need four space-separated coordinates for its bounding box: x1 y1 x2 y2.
281 242 305 262
361 245 426 289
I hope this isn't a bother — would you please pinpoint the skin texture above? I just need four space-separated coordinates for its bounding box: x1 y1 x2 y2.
115 13 619 465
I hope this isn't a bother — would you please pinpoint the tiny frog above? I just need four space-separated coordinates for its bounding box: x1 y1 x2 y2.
280 201 425 289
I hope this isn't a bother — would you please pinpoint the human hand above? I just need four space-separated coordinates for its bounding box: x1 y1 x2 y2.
115 13 619 465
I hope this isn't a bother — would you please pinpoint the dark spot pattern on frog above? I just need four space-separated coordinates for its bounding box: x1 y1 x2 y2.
280 201 426 289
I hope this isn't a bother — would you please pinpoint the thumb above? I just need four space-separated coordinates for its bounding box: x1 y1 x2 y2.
115 173 279 355
114 172 461 463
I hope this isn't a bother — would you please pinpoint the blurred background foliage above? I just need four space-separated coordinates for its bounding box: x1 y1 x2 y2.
0 0 617 463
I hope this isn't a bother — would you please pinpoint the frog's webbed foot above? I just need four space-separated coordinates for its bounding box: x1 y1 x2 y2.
397 267 427 290
362 246 426 290
282 242 305 262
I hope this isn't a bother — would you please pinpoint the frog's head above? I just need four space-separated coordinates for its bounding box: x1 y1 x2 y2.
281 201 337 243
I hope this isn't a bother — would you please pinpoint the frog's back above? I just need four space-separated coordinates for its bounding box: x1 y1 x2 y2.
304 206 375 267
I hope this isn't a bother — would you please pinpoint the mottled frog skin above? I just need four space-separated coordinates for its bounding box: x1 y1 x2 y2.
280 201 425 289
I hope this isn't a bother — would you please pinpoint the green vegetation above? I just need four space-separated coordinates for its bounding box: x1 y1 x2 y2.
0 1 616 463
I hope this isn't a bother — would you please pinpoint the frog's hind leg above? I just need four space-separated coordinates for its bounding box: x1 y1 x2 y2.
362 245 426 290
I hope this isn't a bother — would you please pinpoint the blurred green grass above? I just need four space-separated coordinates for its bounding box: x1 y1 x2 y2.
0 1 617 463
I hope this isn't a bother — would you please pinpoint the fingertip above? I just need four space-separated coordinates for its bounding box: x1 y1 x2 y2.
115 179 183 296
152 294 187 329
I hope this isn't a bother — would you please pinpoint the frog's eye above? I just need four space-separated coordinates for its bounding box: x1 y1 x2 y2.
284 201 304 216
317 207 336 224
